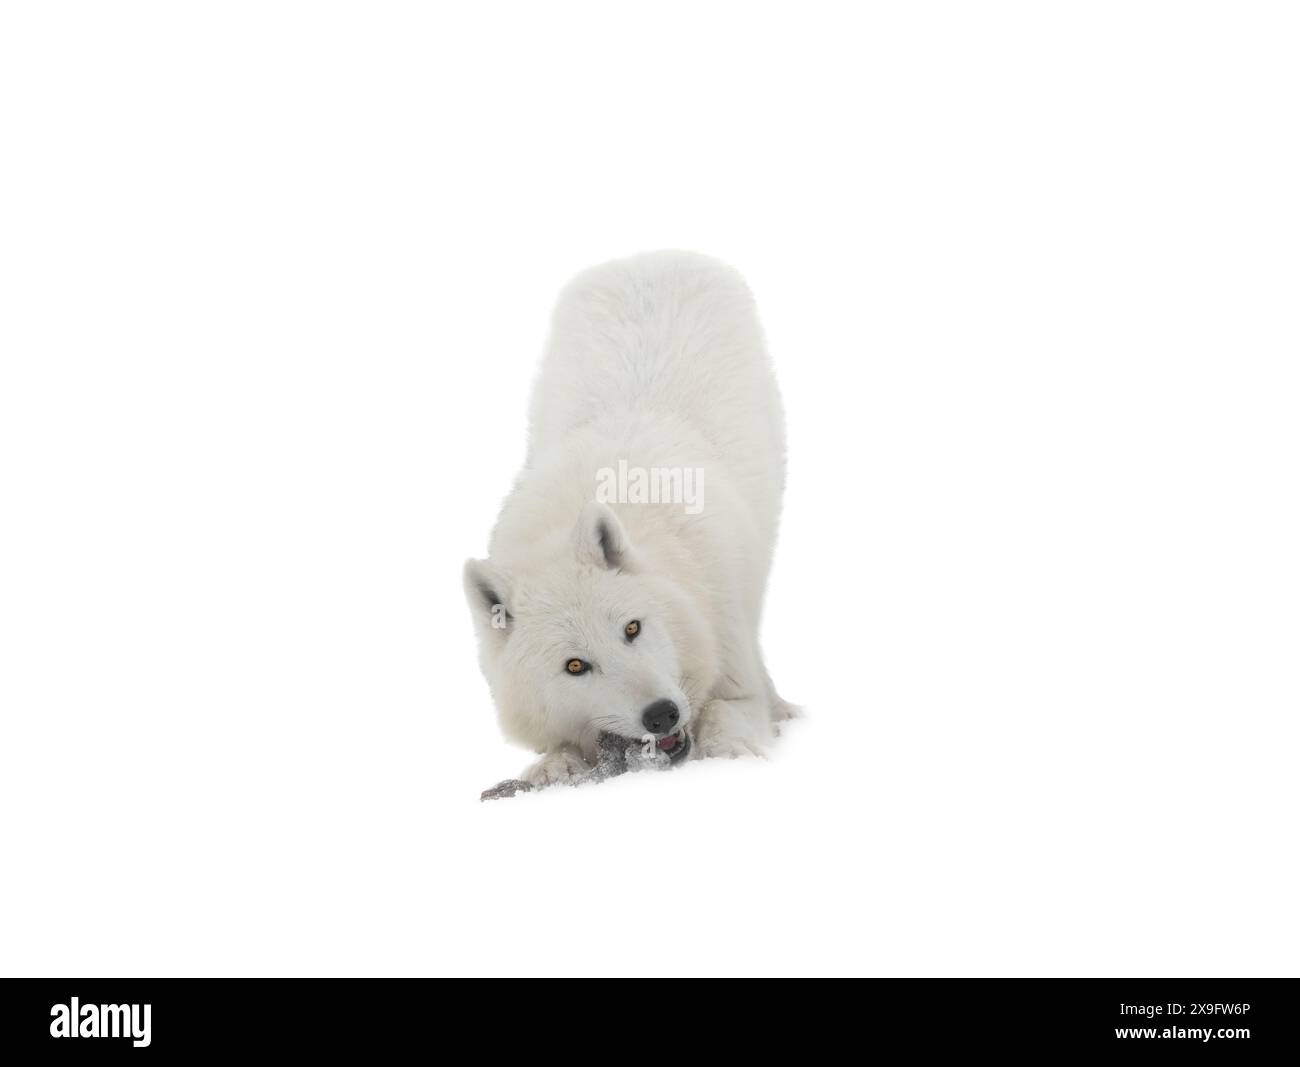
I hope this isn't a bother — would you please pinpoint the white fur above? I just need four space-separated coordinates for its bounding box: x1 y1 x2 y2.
465 251 794 785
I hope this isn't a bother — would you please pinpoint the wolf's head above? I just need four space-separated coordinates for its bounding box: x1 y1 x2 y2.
464 502 704 764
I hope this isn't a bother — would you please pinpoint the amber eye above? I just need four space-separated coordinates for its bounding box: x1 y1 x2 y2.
566 658 590 675
624 619 641 640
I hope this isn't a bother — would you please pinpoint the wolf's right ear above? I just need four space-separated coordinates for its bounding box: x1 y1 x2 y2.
463 559 513 637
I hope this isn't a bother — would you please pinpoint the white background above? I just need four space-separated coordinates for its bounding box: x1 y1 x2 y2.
2 3 1297 977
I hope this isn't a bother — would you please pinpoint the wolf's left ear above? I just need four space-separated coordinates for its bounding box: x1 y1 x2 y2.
574 501 633 570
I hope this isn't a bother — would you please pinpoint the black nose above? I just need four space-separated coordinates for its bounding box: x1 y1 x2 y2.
641 699 680 735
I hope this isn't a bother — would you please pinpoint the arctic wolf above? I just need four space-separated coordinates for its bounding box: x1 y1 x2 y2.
464 251 795 786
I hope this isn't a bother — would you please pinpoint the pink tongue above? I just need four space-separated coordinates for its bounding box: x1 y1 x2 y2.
657 735 678 751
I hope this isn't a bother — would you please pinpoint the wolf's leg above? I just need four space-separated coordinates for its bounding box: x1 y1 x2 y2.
693 695 772 759
725 637 801 726
694 618 789 756
761 662 801 722
520 745 590 786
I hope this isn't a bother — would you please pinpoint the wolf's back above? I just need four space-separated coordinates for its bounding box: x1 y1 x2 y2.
528 251 783 469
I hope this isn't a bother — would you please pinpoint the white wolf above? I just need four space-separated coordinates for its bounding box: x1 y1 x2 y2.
464 251 795 786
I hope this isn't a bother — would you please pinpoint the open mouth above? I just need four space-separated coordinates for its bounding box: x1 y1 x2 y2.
656 729 692 765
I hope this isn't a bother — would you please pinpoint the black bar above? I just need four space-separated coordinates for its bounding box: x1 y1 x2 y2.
1 978 1292 1056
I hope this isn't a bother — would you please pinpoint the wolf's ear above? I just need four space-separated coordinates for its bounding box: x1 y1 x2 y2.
574 501 633 570
463 558 513 636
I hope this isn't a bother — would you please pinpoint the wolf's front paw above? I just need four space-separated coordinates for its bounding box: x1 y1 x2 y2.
694 697 770 760
521 748 589 787
695 726 765 760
